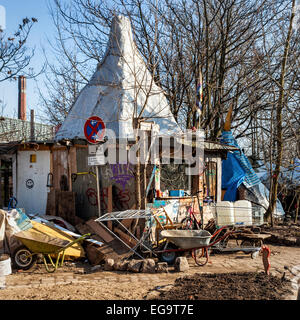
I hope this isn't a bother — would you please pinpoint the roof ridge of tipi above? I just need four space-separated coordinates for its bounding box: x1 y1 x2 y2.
97 15 137 68
89 15 146 88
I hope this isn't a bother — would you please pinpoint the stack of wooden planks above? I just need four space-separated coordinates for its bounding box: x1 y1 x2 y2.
75 218 134 265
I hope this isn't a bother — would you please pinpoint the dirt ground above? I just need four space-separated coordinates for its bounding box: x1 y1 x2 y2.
0 243 299 300
262 222 300 238
155 272 293 300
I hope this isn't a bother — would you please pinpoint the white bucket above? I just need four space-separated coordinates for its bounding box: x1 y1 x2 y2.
0 254 12 276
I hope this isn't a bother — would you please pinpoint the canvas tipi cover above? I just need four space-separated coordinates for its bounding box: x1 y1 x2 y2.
55 15 181 141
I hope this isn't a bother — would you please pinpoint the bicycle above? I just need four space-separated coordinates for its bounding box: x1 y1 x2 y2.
180 191 204 230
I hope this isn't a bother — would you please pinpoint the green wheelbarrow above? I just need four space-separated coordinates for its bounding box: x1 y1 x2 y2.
12 231 91 273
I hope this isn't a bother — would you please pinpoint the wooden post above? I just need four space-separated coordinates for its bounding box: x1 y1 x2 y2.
188 166 192 194
295 191 299 223
134 118 142 210
30 109 35 141
107 184 113 230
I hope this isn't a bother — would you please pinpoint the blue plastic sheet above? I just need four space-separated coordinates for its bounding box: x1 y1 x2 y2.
221 131 260 188
222 152 245 201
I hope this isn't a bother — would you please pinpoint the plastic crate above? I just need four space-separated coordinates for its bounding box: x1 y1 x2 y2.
169 190 185 197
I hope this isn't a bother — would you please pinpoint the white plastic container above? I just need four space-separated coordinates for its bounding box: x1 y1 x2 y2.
253 206 264 225
215 201 235 226
233 200 253 226
0 254 12 276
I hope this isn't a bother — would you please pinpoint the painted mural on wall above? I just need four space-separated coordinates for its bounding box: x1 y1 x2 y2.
73 147 136 218
101 164 135 189
100 163 135 212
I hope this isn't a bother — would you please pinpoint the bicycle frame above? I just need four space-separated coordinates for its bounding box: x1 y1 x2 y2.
186 206 202 229
182 190 204 229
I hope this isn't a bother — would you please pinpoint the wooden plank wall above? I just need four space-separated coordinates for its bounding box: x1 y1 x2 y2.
46 146 78 224
52 147 68 190
51 146 77 191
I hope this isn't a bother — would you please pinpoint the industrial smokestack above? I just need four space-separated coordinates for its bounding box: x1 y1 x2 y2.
18 75 26 120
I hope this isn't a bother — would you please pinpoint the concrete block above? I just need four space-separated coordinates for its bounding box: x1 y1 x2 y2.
127 259 143 273
113 260 129 271
156 262 168 273
141 259 156 273
174 256 189 272
104 258 114 271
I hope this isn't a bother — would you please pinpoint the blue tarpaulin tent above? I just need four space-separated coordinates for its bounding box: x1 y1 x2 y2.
221 152 246 201
220 130 285 216
221 130 260 201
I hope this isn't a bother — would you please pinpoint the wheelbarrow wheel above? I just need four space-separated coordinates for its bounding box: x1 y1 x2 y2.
159 243 179 265
192 248 209 266
12 246 37 270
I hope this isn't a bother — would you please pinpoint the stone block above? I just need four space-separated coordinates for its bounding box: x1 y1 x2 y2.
141 259 156 273
104 258 114 271
174 256 189 272
127 259 143 273
113 260 129 271
156 262 168 273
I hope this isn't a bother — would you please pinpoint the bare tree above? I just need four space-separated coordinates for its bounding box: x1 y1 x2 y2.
36 53 82 126
264 0 297 224
0 17 37 82
40 0 299 219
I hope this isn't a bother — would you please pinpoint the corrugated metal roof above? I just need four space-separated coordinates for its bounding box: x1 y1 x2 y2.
0 117 55 143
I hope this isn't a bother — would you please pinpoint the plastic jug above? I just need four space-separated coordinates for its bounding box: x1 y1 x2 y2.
216 201 234 226
0 254 12 276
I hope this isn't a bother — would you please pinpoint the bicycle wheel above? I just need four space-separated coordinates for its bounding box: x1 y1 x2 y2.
180 217 194 230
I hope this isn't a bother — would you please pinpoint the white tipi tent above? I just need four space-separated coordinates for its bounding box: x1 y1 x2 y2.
55 15 181 141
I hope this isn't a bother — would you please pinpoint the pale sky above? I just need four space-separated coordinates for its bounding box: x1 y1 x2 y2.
0 0 55 122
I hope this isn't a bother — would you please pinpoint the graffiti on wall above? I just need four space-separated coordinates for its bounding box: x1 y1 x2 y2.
25 179 34 189
84 163 135 213
85 185 133 211
101 164 135 190
86 188 98 206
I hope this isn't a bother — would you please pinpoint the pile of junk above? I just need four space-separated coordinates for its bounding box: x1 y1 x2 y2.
0 194 273 284
0 197 104 278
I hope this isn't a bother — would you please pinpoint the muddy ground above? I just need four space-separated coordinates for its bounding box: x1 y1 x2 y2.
0 244 299 300
155 272 292 300
262 222 300 237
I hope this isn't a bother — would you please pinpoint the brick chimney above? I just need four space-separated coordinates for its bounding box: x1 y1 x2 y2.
18 75 26 120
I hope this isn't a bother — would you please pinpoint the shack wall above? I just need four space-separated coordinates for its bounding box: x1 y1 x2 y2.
72 146 98 219
74 146 137 218
50 145 137 220
16 149 50 215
